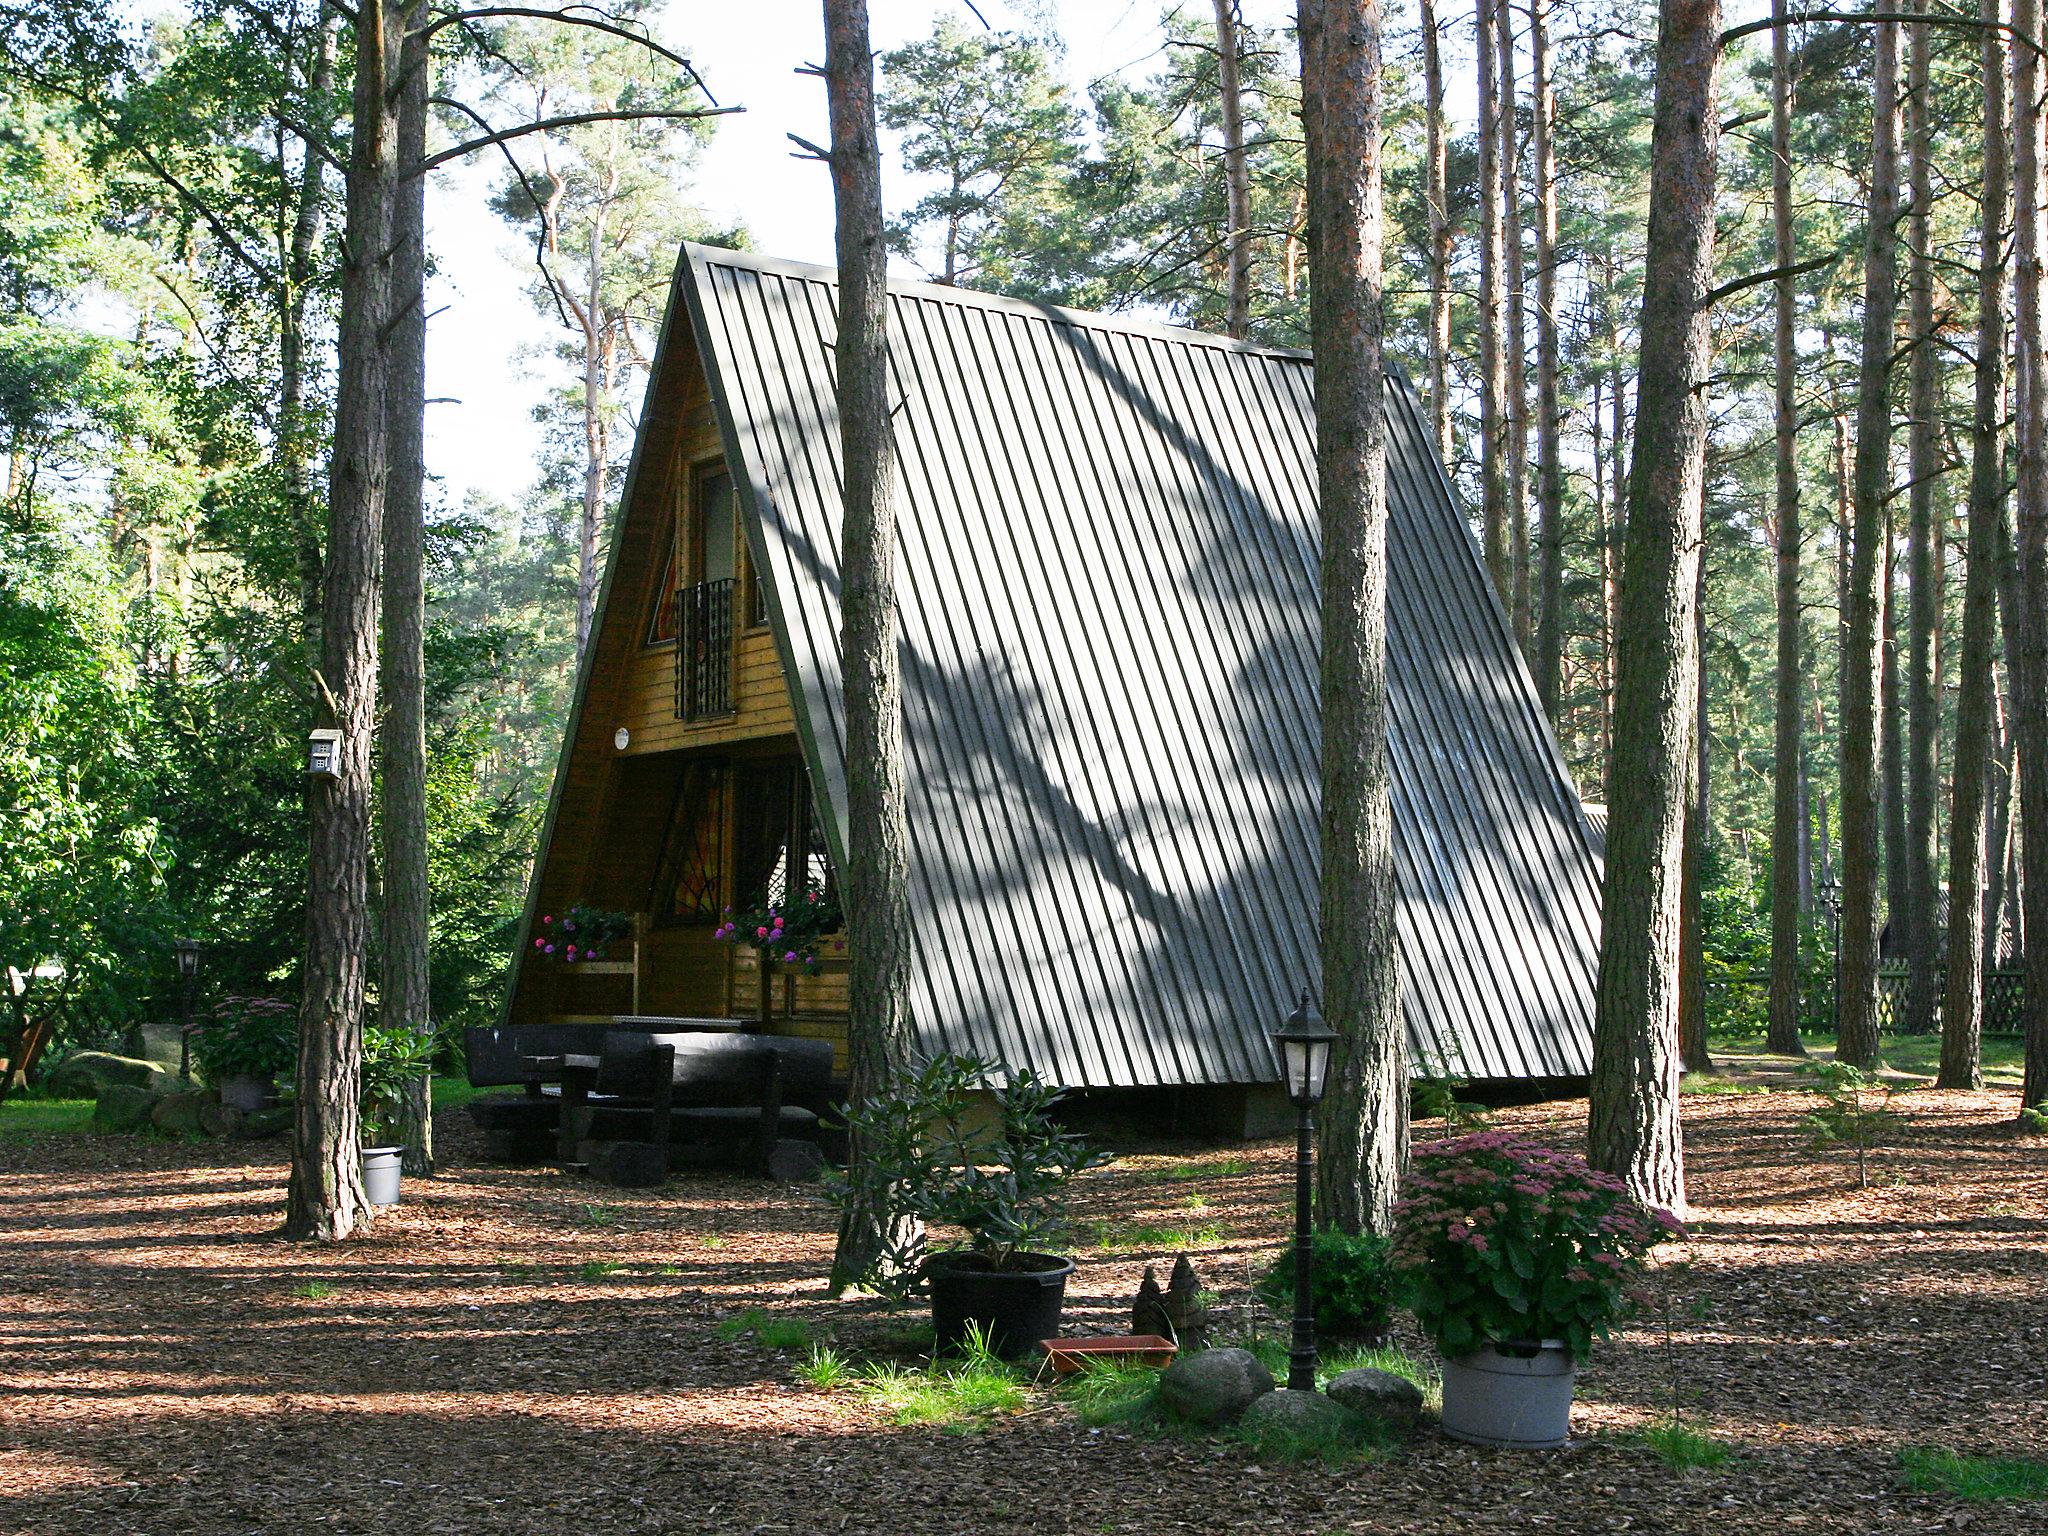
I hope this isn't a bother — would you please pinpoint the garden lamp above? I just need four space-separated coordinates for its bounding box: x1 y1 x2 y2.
1271 990 1336 1393
174 939 201 1082
174 938 200 982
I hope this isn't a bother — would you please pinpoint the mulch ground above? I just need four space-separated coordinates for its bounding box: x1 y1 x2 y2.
2 1081 2044 1536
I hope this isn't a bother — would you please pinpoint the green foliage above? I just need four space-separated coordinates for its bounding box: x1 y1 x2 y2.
1228 1401 1387 1466
1800 1062 1902 1188
1255 1229 1398 1341
1413 1077 1491 1130
577 1261 622 1281
2020 1104 2048 1134
1898 1446 2048 1503
1392 1133 1682 1363
851 1324 1026 1430
357 1024 435 1145
825 1054 1111 1300
189 995 295 1083
0 1096 93 1142
1143 1156 1253 1182
1092 1219 1226 1252
1634 1420 1732 1470
718 1308 815 1352
714 879 841 974
1057 1359 1162 1426
797 1345 854 1390
289 1281 336 1300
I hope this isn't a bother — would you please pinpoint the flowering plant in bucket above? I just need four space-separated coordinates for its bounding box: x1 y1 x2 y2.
531 905 631 963
1390 1131 1682 1362
715 879 842 976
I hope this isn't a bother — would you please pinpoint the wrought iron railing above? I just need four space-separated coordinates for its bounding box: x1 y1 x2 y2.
675 577 736 721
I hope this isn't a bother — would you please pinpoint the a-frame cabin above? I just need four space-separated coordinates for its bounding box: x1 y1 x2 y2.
505 244 1604 1125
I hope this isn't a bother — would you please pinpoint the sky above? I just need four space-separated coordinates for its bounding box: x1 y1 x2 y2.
420 0 1306 512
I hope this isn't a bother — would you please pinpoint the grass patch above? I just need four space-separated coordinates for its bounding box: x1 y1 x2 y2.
697 1233 728 1249
429 1075 492 1111
0 1097 94 1142
1143 1156 1254 1183
797 1345 854 1390
1681 1072 1764 1097
718 1307 816 1352
1634 1420 1731 1470
854 1357 1025 1430
1900 1446 2048 1502
1058 1360 1163 1426
1229 1400 1390 1466
1093 1219 1227 1252
497 1262 543 1280
288 1281 337 1300
577 1261 622 1281
578 1203 620 1228
1237 1338 1438 1406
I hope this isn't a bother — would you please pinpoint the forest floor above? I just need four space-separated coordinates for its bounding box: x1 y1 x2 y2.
2 1046 2045 1535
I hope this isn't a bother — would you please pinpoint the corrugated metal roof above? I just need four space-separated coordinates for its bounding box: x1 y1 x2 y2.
679 244 1600 1087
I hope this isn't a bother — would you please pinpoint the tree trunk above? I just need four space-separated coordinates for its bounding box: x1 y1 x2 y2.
1767 0 1807 1055
1839 14 1903 1070
1421 0 1451 462
1214 0 1253 341
2015 0 2048 1113
1476 0 1509 603
1499 0 1532 647
1680 560 1714 1073
1588 0 1720 1218
1298 0 1404 1237
576 199 610 659
282 1 339 666
1985 699 2014 961
1592 367 1615 775
824 0 922 1293
1532 0 1564 718
286 0 403 1243
1939 0 2007 1090
386 4 434 1176
1882 511 1909 958
1904 0 1943 1036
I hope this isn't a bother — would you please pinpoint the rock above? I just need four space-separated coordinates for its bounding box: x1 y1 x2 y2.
199 1101 241 1139
46 1052 171 1099
1326 1366 1425 1430
1239 1387 1353 1440
1157 1347 1275 1426
92 1084 161 1134
150 1091 211 1137
233 1106 293 1140
765 1137 826 1184
578 1139 669 1187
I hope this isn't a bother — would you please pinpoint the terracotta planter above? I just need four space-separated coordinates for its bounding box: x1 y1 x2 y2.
1039 1334 1177 1375
1438 1340 1576 1449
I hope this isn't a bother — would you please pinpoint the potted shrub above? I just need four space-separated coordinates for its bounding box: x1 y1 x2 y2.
359 1023 436 1207
828 1054 1110 1357
1391 1131 1681 1449
190 997 296 1111
1255 1228 1396 1345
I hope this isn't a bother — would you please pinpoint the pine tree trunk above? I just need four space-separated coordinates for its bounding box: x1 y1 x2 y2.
1299 0 1404 1238
1839 16 1903 1070
1588 0 1720 1218
1531 0 1564 718
1904 1 1943 1037
1883 515 1909 958
1421 0 1451 462
576 202 610 659
1476 0 1509 602
1939 0 2007 1090
387 6 434 1176
1214 0 1253 341
1499 2 1532 647
824 0 922 1293
282 1 339 667
1680 561 1714 1073
1767 0 1807 1055
286 0 402 1243
2015 0 2048 1113
1985 702 2014 961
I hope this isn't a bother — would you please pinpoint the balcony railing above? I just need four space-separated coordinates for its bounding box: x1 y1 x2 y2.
675 577 736 721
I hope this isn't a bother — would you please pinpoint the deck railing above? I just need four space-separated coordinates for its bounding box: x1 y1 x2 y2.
675 577 736 721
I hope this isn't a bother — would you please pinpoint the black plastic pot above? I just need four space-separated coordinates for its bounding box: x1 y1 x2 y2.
925 1250 1075 1358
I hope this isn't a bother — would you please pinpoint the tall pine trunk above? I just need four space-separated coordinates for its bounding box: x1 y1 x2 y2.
1499 2 1532 645
1588 0 1720 1217
825 0 922 1292
1532 0 1564 718
575 199 611 658
1679 560 1713 1073
2016 0 2048 1113
1422 0 1451 462
282 2 339 667
386 5 434 1175
1839 15 1903 1070
1477 0 1509 601
1940 0 2009 1089
1299 0 1404 1237
1904 0 1943 1035
1767 0 1808 1055
1214 0 1253 341
286 0 403 1242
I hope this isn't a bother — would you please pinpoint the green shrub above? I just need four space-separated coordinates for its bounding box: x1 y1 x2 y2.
1255 1229 1397 1341
1800 1062 1901 1188
359 1023 435 1144
190 996 296 1084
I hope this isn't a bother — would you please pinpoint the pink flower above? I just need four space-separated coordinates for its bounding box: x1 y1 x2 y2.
566 945 578 959
542 915 552 925
756 926 769 939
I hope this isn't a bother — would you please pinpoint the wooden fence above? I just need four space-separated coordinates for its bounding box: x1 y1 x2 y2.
1704 966 2029 1036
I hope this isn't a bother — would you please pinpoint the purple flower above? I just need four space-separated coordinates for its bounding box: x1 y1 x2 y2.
543 944 556 954
784 951 798 964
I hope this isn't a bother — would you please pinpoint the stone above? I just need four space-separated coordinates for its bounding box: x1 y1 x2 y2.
1157 1347 1275 1426
92 1084 160 1134
150 1091 211 1137
765 1137 826 1184
1326 1366 1425 1431
232 1106 293 1140
579 1139 669 1188
1239 1387 1353 1440
46 1052 171 1099
198 1101 241 1139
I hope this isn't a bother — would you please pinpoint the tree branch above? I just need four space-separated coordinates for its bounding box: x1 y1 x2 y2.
1720 10 2046 60
1703 251 1842 308
427 93 572 329
406 103 738 177
420 5 720 104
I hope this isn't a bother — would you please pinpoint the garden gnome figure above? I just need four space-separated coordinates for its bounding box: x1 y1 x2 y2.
1132 1266 1172 1338
1165 1255 1209 1348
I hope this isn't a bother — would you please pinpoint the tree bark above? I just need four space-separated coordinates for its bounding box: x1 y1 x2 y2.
1532 0 1564 718
824 0 922 1293
1838 14 1903 1070
1476 0 1510 602
282 1 340 667
1421 0 1451 462
1904 0 1943 1036
2015 0 2048 1113
1214 0 1253 341
575 195 611 659
1299 0 1404 1237
1882 510 1909 958
386 2 434 1176
1939 0 2007 1090
286 0 403 1242
1767 0 1808 1056
1499 0 1532 646
1680 559 1713 1074
1588 0 1720 1218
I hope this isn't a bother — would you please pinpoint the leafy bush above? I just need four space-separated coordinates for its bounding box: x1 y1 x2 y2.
359 1023 435 1145
825 1053 1111 1300
1255 1229 1397 1341
1391 1131 1682 1362
190 995 296 1083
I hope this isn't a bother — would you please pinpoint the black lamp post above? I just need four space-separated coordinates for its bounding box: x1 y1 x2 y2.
174 939 200 1081
1816 878 1842 1038
1271 990 1337 1394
